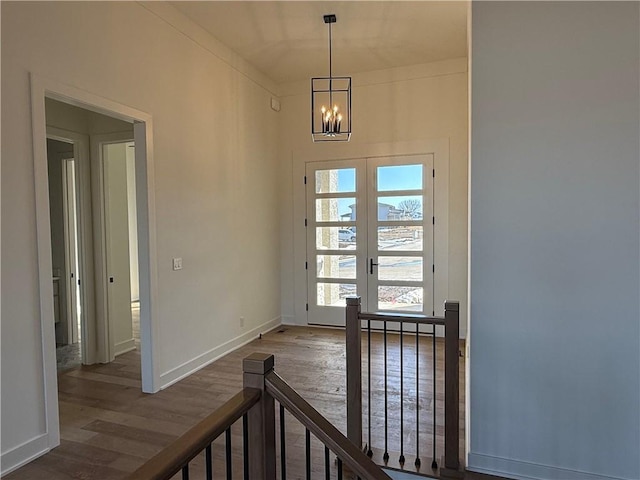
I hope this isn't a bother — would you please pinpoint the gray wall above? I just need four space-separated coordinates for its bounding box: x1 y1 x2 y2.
469 3 639 480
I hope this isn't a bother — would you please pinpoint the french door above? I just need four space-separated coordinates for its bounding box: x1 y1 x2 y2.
306 155 434 326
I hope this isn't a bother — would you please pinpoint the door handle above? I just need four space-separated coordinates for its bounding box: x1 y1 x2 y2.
109 277 114 283
369 258 378 275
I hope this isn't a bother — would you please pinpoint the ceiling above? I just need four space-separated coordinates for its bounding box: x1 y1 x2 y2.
170 1 468 84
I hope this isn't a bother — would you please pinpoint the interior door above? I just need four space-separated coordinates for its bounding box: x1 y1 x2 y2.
306 154 434 326
102 142 135 358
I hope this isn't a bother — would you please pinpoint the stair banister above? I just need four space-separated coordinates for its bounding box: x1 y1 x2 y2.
129 352 393 480
345 296 462 476
346 296 363 449
243 352 277 480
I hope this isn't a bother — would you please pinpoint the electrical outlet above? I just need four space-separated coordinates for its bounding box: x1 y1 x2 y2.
240 316 245 328
172 257 183 271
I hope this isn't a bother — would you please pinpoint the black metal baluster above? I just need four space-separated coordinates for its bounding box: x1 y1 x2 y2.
383 320 389 462
305 428 311 480
243 414 249 480
399 321 405 465
225 427 232 480
415 323 421 469
206 444 213 480
182 464 189 480
367 319 373 457
337 458 343 480
324 446 330 480
432 325 438 470
280 404 287 480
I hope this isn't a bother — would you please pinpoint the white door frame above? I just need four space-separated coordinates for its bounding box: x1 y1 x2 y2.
305 154 437 326
30 73 160 454
292 140 449 326
61 157 80 346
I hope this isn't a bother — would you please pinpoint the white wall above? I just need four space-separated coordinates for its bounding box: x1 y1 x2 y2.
469 3 639 480
278 59 469 336
1 1 280 473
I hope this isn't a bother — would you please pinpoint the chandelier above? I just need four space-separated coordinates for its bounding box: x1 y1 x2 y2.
311 14 352 142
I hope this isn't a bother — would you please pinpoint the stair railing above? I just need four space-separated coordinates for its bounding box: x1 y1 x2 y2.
345 296 462 478
128 352 392 480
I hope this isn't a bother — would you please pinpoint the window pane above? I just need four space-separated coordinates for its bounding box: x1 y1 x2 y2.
377 164 423 192
315 168 355 193
378 286 423 312
316 227 357 250
317 283 357 307
316 198 355 222
316 255 356 279
377 196 423 221
378 256 423 282
378 226 423 251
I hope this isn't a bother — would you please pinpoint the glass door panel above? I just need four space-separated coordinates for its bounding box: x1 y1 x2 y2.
307 154 433 326
307 160 366 326
367 155 433 316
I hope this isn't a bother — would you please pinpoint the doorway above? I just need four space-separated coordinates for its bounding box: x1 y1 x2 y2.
45 104 140 367
46 137 83 371
306 154 435 326
31 73 159 453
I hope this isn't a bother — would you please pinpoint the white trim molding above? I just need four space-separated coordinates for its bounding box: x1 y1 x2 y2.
467 453 632 480
159 317 282 389
0 434 49 477
114 339 137 357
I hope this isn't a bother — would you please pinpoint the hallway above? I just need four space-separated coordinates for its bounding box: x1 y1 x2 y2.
56 303 140 372
8 325 482 479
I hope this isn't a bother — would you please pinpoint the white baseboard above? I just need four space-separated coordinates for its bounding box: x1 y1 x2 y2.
113 338 136 357
280 315 297 325
0 433 50 476
159 317 281 389
467 452 631 480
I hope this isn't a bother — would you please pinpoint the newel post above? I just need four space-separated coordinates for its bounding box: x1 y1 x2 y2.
345 296 362 449
243 353 276 480
442 301 462 477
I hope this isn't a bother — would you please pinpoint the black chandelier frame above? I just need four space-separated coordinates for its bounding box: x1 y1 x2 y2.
311 14 352 142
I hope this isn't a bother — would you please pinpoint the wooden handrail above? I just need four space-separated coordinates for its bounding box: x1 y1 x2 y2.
265 370 393 480
358 311 446 325
128 353 396 480
126 388 261 480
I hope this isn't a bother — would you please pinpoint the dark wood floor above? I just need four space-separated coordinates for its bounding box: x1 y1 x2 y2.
6 325 505 480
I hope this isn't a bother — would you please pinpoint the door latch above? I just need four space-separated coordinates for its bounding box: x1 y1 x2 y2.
369 258 378 275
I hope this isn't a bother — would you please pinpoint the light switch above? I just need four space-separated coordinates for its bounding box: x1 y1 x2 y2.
172 257 183 270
